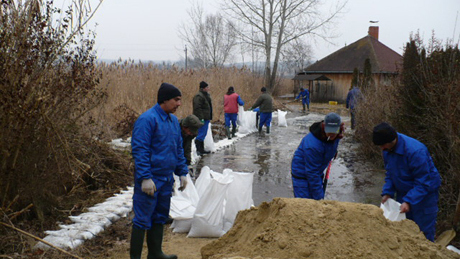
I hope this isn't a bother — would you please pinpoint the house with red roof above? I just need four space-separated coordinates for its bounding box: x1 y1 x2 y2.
293 26 402 103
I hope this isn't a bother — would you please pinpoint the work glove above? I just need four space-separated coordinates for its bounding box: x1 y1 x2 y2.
141 179 156 196
178 176 188 191
200 119 205 123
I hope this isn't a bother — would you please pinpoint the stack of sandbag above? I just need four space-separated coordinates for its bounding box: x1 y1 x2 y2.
169 166 254 237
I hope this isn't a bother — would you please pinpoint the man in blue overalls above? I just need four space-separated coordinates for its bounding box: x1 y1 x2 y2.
295 87 310 112
130 83 189 259
291 113 344 200
373 122 441 241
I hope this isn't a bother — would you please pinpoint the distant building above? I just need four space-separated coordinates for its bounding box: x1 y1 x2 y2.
293 26 402 102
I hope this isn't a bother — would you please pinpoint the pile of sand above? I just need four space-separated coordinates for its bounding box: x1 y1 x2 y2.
201 198 460 259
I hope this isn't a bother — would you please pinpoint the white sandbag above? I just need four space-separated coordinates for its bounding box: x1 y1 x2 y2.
169 174 200 233
203 123 216 152
187 171 234 238
447 245 460 254
195 166 212 198
277 109 288 127
170 218 194 233
380 198 406 222
237 106 258 134
222 169 254 232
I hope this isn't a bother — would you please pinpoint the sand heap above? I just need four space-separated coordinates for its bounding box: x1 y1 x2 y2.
201 198 460 259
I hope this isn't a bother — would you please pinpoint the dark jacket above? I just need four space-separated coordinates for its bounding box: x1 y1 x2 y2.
251 93 273 113
180 120 194 165
193 90 213 120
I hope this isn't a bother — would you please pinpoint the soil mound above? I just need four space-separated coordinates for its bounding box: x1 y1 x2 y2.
201 198 460 259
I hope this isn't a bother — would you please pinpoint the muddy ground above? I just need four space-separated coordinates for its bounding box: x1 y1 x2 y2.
4 101 460 259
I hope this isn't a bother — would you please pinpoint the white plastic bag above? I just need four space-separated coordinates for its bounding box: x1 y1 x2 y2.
237 106 258 134
203 123 216 152
277 109 288 127
380 198 406 222
222 169 254 232
169 174 200 233
187 170 234 238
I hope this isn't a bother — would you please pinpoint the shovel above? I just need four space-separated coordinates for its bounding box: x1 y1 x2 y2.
436 192 460 247
323 161 332 194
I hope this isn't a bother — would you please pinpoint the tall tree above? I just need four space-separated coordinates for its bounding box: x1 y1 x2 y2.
222 0 346 91
362 58 374 90
179 4 237 68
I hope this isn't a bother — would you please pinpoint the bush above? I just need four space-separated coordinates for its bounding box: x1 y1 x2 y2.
354 33 460 237
0 1 130 225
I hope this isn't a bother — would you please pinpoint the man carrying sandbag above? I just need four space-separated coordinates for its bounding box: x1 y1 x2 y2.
373 122 441 241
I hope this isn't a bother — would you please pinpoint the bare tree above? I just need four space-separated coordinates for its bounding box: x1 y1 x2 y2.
179 3 237 68
222 0 347 91
281 38 313 74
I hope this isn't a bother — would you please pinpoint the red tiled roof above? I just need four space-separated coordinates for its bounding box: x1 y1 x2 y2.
304 35 402 74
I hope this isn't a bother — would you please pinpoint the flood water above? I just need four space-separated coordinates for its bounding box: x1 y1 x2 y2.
196 106 386 207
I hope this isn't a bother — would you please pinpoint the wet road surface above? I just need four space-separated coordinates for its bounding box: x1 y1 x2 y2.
196 107 386 207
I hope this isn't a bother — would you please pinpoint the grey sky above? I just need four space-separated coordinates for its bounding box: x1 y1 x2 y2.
77 0 459 62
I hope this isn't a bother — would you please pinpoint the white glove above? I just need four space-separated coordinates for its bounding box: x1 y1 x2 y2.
178 176 187 192
141 179 156 196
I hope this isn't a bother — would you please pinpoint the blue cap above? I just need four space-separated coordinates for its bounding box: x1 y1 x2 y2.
324 113 341 134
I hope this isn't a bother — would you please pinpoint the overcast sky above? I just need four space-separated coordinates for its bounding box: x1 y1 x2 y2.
70 0 459 63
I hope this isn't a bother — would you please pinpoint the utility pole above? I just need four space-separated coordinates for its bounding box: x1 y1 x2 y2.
184 45 188 70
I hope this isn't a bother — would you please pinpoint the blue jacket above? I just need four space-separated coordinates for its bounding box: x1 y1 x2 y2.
381 133 441 207
291 121 341 199
296 89 310 104
346 87 362 110
131 104 188 197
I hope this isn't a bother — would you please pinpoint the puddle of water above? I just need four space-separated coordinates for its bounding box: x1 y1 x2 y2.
197 111 385 207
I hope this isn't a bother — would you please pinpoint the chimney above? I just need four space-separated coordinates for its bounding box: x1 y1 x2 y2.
368 26 379 40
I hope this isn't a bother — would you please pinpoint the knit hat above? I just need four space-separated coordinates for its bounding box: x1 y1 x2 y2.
261 87 267 92
157 83 181 104
182 115 204 135
324 112 341 134
200 81 209 89
372 122 397 145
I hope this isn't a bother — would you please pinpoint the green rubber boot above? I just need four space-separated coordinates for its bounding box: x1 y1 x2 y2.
147 223 177 259
231 126 236 138
130 226 145 259
226 127 231 139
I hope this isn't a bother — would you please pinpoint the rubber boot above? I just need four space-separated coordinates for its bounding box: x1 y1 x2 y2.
258 126 263 134
130 226 145 259
231 127 236 138
226 127 231 139
266 126 270 134
147 223 177 259
195 140 210 155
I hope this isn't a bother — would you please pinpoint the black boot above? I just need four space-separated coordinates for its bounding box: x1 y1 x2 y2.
130 226 145 259
147 223 177 259
226 127 231 139
195 140 210 155
266 126 270 134
231 127 236 138
258 126 263 134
